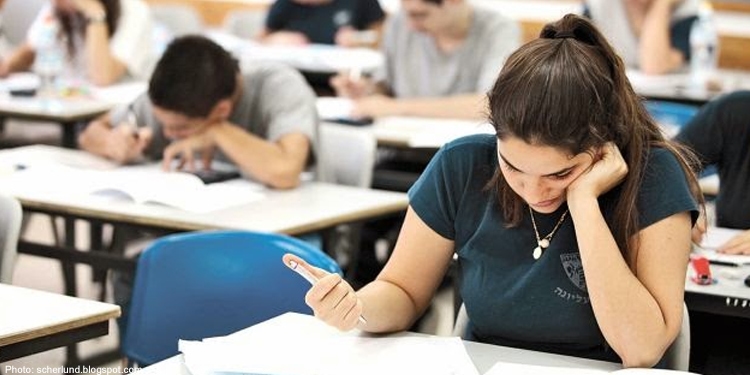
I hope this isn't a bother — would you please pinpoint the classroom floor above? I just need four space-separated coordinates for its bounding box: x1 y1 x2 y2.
4 213 456 372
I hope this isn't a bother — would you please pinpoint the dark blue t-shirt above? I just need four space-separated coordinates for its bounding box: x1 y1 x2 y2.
265 0 385 45
408 134 698 362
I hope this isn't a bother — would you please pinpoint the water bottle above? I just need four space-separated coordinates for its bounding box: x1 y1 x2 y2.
33 18 64 99
689 1 719 90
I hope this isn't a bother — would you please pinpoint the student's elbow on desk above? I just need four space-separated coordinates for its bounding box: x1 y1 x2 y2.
263 172 301 190
614 326 676 369
252 163 304 189
619 346 669 369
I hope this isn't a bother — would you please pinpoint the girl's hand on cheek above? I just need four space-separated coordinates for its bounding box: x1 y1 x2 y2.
567 142 628 202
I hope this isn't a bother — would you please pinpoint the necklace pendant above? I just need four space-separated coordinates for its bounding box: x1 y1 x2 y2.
538 238 550 249
532 246 542 260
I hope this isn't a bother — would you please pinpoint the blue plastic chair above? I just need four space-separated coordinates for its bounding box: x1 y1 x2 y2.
121 230 341 366
644 100 700 137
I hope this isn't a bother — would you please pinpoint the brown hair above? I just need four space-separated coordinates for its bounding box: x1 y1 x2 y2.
487 14 703 259
56 0 121 58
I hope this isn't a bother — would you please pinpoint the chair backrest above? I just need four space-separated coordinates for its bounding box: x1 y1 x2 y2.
452 302 691 371
122 230 342 366
1 0 46 46
663 303 691 371
645 100 700 138
150 4 204 37
222 9 267 40
0 193 22 284
318 123 376 187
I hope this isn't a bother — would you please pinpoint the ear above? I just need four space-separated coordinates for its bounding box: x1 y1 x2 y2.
210 99 233 121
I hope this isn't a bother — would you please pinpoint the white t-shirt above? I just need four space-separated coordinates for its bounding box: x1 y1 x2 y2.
586 0 698 69
26 0 153 81
373 6 520 98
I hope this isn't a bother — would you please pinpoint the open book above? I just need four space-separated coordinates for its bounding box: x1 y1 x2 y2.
86 165 264 213
485 362 698 375
693 226 750 266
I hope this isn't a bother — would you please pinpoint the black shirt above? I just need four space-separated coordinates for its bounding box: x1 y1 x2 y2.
265 0 385 45
676 90 750 229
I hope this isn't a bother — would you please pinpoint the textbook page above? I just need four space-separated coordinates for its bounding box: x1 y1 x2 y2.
180 312 479 375
693 226 750 265
484 362 699 375
87 166 264 213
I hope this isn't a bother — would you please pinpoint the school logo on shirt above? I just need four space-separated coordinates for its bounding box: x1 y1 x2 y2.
333 10 352 27
554 252 590 304
560 253 587 292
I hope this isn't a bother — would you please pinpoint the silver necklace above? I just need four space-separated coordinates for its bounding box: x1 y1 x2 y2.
529 206 569 260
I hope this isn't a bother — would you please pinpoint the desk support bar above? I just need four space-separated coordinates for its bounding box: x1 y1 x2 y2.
18 241 136 272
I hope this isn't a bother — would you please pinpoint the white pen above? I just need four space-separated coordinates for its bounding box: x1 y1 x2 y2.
126 105 139 139
287 260 367 325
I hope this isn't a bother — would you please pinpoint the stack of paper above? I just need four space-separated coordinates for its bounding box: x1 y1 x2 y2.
179 313 479 375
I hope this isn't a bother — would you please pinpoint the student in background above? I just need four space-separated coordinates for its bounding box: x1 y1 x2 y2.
79 35 317 190
330 0 520 120
0 0 153 85
258 0 386 48
287 14 703 367
80 35 318 341
0 0 13 58
675 90 750 375
585 0 697 75
675 90 750 254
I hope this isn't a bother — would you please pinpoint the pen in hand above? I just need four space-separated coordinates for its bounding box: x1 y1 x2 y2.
126 105 139 139
287 260 368 325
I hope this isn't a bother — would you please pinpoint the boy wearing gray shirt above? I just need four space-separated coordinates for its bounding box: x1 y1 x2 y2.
331 0 520 120
79 35 317 189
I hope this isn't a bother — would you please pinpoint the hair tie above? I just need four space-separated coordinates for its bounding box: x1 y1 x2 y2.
555 31 576 39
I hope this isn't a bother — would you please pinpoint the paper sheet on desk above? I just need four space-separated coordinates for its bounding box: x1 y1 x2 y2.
317 97 354 120
485 362 697 375
694 227 750 265
179 312 479 375
374 116 494 148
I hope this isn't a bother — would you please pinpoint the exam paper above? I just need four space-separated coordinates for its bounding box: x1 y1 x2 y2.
180 313 479 375
484 362 698 375
694 227 750 265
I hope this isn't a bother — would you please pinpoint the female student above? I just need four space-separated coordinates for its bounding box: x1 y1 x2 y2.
285 14 703 368
585 0 698 75
0 0 153 85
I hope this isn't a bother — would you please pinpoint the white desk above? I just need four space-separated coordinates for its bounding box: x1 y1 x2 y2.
317 98 494 149
206 31 384 74
0 283 121 362
685 263 750 319
628 69 750 105
0 145 408 235
0 76 146 148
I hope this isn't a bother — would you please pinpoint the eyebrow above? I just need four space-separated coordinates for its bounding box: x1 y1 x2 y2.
497 151 575 177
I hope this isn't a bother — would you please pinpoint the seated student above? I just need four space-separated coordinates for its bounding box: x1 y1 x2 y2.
330 0 520 120
675 90 750 254
258 0 386 48
79 35 318 189
584 0 697 75
0 0 13 58
0 0 153 85
285 14 703 367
